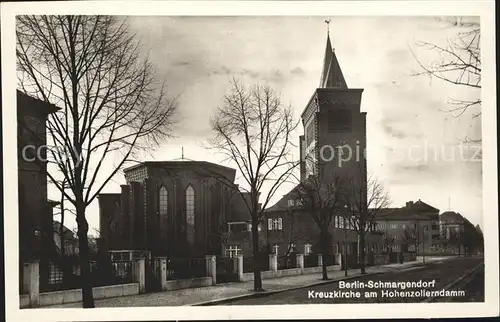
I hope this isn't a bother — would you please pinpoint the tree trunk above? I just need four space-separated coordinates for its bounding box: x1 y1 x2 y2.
320 227 328 280
251 192 263 292
59 203 73 285
359 231 366 274
251 217 263 291
76 204 94 308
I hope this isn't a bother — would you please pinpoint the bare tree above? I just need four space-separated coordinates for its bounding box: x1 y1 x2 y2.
208 79 298 291
295 174 346 280
401 225 417 253
345 174 390 274
17 16 177 307
410 20 481 124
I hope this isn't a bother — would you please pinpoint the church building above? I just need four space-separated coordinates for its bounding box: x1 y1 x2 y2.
98 161 253 259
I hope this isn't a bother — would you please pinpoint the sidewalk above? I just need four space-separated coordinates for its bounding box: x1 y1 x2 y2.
43 256 451 308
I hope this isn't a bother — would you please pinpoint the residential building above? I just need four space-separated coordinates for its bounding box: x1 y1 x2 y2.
53 221 79 256
439 211 483 255
375 200 440 254
263 186 384 259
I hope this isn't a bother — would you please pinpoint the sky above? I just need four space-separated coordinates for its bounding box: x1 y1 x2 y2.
47 16 482 233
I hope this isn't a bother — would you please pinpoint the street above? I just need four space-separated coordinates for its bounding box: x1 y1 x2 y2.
447 263 484 302
223 257 484 305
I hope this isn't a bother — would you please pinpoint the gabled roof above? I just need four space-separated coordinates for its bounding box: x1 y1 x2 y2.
440 211 464 221
228 192 253 222
53 221 77 241
264 185 301 213
319 35 348 89
375 200 439 220
17 90 60 116
123 160 237 182
410 200 439 213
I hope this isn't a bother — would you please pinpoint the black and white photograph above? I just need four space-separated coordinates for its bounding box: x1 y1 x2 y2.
2 1 498 321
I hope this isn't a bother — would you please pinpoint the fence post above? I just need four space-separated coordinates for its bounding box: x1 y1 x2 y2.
158 257 168 291
269 254 277 273
205 255 216 285
134 258 146 293
236 255 244 282
296 254 304 275
336 253 342 271
25 261 39 307
317 253 323 267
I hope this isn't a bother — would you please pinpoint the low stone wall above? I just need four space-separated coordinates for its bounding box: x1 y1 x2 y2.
403 252 417 262
165 277 213 291
303 265 341 274
373 254 390 266
240 265 340 282
21 283 139 308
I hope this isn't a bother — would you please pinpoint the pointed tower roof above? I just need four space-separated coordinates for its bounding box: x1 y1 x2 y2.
319 34 348 89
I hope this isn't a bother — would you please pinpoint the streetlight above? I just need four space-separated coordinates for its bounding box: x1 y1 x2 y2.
343 204 348 277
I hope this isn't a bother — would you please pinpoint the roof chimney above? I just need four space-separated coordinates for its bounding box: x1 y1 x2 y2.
406 201 414 208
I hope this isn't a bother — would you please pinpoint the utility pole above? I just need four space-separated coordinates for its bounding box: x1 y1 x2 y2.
422 220 426 264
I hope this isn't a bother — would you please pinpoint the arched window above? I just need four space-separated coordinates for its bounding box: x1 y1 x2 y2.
186 185 195 244
159 186 168 216
186 185 195 224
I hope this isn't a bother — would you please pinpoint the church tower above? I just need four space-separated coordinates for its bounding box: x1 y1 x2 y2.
300 30 367 187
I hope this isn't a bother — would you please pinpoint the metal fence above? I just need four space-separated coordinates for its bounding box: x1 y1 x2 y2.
145 258 162 293
167 257 207 280
215 256 238 283
304 254 318 268
323 254 337 266
242 256 269 273
19 263 28 295
277 255 296 270
41 259 135 293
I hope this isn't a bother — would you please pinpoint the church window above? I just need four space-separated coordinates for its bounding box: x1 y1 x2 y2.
159 186 168 216
186 185 195 243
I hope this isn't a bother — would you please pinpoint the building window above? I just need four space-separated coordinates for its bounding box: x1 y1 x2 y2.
226 245 242 258
158 186 168 216
287 199 295 207
339 217 345 229
269 217 282 230
272 244 279 255
186 185 195 243
305 119 316 147
288 243 296 253
247 223 262 232
304 243 312 255
334 216 339 228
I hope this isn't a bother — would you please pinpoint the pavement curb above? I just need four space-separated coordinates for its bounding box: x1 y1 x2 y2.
191 260 441 306
191 271 382 306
